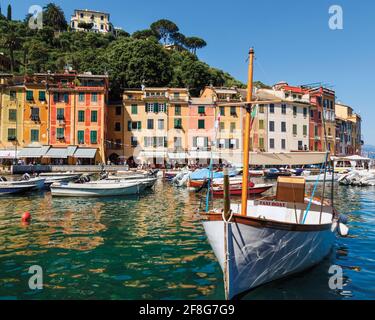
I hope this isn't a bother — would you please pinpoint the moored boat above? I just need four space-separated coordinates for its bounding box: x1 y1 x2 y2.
0 184 37 196
50 181 146 197
0 175 45 190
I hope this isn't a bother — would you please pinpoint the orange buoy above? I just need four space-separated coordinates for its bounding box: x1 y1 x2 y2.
21 212 31 223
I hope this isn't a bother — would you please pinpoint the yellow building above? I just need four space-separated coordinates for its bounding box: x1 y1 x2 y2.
105 102 125 163
0 76 24 158
70 9 114 34
23 78 49 147
201 87 244 163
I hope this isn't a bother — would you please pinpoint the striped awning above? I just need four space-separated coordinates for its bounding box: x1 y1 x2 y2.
18 146 50 158
188 151 220 159
0 150 19 159
44 148 69 159
73 148 98 159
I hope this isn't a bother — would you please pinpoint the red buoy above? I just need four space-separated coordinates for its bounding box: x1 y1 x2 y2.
21 212 31 223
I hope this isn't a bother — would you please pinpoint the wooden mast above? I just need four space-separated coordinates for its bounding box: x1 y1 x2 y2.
241 48 255 216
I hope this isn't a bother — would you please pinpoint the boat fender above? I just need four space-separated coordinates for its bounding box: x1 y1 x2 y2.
21 212 31 223
338 214 348 225
338 223 349 237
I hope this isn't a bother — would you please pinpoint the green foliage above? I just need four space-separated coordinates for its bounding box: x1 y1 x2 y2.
0 11 244 99
43 3 67 31
78 22 94 31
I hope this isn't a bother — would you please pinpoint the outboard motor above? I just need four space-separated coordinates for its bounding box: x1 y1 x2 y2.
21 173 31 181
99 172 109 180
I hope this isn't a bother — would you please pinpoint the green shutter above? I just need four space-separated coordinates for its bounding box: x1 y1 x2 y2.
64 93 69 103
78 131 84 144
137 121 142 130
154 103 159 113
128 121 132 131
26 91 34 101
39 91 46 101
91 111 98 122
31 129 39 142
90 131 97 144
78 110 85 122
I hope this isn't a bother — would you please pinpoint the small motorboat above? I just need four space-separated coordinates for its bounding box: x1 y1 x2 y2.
0 184 37 196
303 172 338 182
0 174 45 190
212 183 273 196
104 176 157 189
188 177 243 189
50 180 147 197
265 168 292 179
249 170 264 177
39 172 82 186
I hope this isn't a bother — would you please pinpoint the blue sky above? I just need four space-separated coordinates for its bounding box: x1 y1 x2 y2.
4 0 375 144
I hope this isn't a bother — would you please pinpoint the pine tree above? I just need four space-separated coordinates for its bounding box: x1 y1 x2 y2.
7 4 12 20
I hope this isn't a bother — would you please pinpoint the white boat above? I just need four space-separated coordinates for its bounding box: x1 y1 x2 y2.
50 181 146 197
303 172 339 182
0 184 37 196
103 176 157 188
0 175 45 190
338 170 375 186
39 172 82 185
200 49 347 300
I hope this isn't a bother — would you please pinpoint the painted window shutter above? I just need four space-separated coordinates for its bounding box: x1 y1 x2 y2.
204 137 208 148
225 139 230 149
154 103 159 113
54 93 58 102
64 93 69 103
193 137 197 148
128 121 132 131
137 121 142 130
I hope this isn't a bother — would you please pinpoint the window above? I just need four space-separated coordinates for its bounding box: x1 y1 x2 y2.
229 139 237 149
31 129 39 142
90 131 98 144
293 106 297 116
101 15 104 20
131 136 138 147
8 128 16 141
39 91 46 101
269 138 275 149
78 110 85 122
281 121 286 132
78 131 84 144
281 139 286 150
56 128 64 139
175 106 181 116
63 93 69 103
269 104 275 113
173 92 180 100
8 109 17 121
10 91 16 101
219 106 225 116
259 137 264 149
128 121 141 131
259 105 264 113
303 108 307 118
116 106 122 116
310 110 314 118
174 118 182 129
293 124 297 135
285 93 289 98
115 122 121 132
315 126 319 136
91 93 98 103
26 90 34 101
281 104 286 114
31 107 40 121
147 119 154 130
79 92 85 103
328 127 331 136
303 125 307 136
57 108 65 121
230 122 236 133
219 122 225 131
230 107 236 116
131 104 138 115
91 111 98 122
115 139 121 149
198 119 205 129
158 119 164 130
146 103 154 113
159 103 166 113
198 106 205 115
259 120 264 130
100 24 104 30
174 137 182 149
269 121 275 132
318 111 321 120
298 141 303 151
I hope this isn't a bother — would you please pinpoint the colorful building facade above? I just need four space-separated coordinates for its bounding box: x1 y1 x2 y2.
70 9 114 34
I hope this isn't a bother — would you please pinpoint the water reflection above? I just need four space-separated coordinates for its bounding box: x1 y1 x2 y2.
0 182 374 300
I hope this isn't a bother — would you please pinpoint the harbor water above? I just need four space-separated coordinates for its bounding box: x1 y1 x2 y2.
0 180 374 300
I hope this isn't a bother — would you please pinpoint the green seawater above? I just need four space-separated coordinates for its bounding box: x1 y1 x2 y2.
0 180 374 300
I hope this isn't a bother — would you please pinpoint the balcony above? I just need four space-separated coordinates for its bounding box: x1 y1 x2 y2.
30 115 40 122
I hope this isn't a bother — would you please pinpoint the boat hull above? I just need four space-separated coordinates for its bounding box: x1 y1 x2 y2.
51 183 146 197
0 185 36 195
203 217 335 299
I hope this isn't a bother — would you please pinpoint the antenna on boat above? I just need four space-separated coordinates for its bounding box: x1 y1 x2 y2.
241 48 255 216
